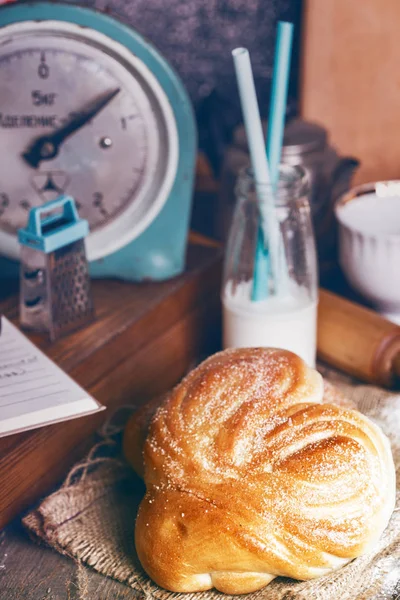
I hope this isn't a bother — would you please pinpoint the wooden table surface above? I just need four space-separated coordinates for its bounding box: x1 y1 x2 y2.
1 524 140 600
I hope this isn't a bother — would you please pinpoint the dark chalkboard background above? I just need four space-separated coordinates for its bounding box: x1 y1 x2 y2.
26 0 304 171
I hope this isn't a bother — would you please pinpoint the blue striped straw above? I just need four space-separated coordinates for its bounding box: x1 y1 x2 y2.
252 21 294 301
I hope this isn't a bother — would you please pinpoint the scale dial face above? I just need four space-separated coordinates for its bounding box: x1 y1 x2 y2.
0 20 178 260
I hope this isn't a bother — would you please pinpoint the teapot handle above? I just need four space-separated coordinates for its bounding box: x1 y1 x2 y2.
317 156 360 241
330 157 360 202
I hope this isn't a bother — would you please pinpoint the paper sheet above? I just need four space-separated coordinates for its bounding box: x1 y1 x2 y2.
0 316 103 437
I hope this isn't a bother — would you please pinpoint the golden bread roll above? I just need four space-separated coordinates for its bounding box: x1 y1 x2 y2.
124 380 354 480
130 348 396 594
124 394 168 479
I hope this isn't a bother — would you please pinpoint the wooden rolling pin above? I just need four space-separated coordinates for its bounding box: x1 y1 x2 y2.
318 289 400 388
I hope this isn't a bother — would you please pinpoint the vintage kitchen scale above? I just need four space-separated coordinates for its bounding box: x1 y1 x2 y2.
0 1 196 281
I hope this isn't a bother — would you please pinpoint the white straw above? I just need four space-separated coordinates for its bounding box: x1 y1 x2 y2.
232 48 281 291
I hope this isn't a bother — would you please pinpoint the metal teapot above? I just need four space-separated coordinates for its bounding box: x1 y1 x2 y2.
218 118 359 273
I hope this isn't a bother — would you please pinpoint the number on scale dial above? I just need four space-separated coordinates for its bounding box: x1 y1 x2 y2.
0 33 168 237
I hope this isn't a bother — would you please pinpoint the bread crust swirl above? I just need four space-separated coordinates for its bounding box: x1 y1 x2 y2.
134 348 396 594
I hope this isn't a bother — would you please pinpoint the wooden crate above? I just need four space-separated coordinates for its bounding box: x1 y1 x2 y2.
0 238 222 529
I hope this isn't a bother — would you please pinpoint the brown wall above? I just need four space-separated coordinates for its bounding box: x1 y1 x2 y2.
301 0 400 185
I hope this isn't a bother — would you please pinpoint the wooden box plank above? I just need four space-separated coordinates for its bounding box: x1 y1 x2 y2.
0 241 222 529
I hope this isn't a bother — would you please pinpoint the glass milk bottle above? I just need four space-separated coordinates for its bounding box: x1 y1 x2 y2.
222 164 318 367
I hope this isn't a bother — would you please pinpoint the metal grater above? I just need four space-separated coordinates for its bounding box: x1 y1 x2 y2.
18 195 94 341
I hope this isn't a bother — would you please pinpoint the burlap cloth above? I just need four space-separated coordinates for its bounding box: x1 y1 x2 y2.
23 367 400 600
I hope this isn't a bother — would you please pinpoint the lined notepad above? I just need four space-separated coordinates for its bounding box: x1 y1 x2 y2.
0 316 103 438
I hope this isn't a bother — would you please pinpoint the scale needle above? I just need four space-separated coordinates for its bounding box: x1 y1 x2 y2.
22 87 121 168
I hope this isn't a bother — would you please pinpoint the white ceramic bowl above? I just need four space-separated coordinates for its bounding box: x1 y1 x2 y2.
335 181 400 324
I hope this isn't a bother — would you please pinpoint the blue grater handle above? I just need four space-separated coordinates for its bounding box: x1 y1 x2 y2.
27 195 80 237
18 195 89 253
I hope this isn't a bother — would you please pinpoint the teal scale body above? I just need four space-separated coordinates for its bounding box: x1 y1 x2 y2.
0 2 197 281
